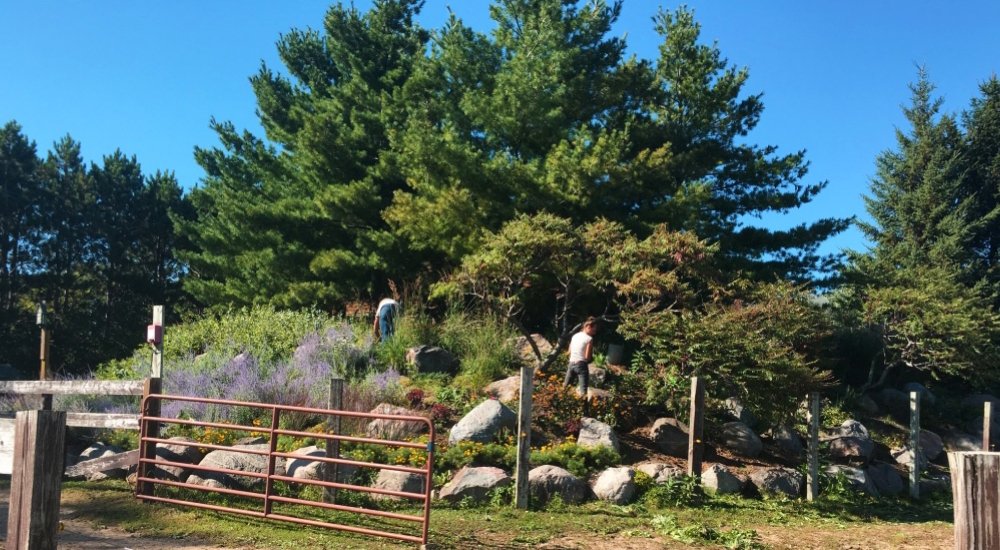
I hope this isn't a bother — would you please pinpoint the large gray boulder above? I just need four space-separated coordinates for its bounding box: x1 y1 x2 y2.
750 468 803 499
967 416 1000 444
719 422 762 457
484 376 521 403
588 366 608 387
154 437 202 481
890 445 927 471
828 437 875 463
577 417 620 453
874 388 909 415
592 467 636 505
702 464 742 495
857 394 879 416
439 466 511 504
723 397 758 428
637 463 684 484
942 430 983 453
917 430 944 461
839 420 871 440
528 465 590 505
188 444 286 490
867 462 903 496
961 394 1000 410
78 443 127 482
825 465 878 497
285 446 359 483
771 425 803 455
372 469 426 500
366 403 427 441
406 345 460 375
509 334 553 367
650 418 688 457
902 382 936 407
449 399 518 445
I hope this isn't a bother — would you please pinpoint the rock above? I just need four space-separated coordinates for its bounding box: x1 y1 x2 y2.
448 399 517 445
902 382 936 406
372 470 425 500
232 436 268 446
917 430 944 461
839 420 871 440
857 394 879 416
890 445 928 471
484 376 521 403
577 417 620 453
636 463 684 484
825 465 879 497
966 416 1000 443
650 418 689 457
366 403 427 441
585 388 612 401
592 467 636 505
509 334 554 367
188 444 286 490
528 465 590 505
750 468 803 499
439 466 511 504
588 365 607 387
961 394 1000 410
406 345 460 375
78 443 127 481
702 464 742 495
828 437 875 463
919 475 951 494
154 437 202 481
942 430 983 452
285 446 358 483
723 397 758 428
719 422 763 457
867 462 903 496
874 388 909 414
771 425 803 455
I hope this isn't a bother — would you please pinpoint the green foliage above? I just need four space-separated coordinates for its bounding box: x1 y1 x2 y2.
642 475 702 508
529 439 620 477
437 439 517 473
651 514 768 550
95 428 140 451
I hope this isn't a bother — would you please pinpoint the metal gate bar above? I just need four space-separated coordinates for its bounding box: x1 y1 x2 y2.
136 393 434 545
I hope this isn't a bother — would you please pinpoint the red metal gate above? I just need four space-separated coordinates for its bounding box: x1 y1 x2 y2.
135 394 434 545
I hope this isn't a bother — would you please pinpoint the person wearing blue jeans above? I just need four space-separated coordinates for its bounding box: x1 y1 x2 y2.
374 298 399 343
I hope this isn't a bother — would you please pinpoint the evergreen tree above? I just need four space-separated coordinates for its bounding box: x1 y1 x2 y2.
963 76 1000 297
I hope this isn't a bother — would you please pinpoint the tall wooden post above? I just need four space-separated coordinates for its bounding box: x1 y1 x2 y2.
151 305 164 379
39 327 52 411
7 410 66 550
324 377 344 504
687 377 705 479
948 451 1000 550
909 391 921 499
515 366 533 509
807 393 820 501
985 402 993 452
137 377 162 499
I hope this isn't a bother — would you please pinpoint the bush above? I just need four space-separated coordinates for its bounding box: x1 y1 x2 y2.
529 437 620 477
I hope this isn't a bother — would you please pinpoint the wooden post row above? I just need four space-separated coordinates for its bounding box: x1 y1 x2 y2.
515 366 533 510
909 391 920 499
949 451 1000 550
324 377 344 504
7 410 66 550
807 393 820 501
687 377 705 479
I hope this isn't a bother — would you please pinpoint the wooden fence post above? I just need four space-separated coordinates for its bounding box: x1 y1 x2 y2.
7 410 66 550
687 377 705 479
324 377 344 504
985 401 993 452
948 451 1000 550
515 366 533 509
137 377 162 499
807 393 820 501
151 305 164 379
910 391 921 499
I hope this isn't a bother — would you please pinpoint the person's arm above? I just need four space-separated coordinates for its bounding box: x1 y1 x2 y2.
584 340 593 363
373 310 381 339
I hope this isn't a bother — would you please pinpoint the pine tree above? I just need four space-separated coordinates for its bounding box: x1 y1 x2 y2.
963 75 1000 297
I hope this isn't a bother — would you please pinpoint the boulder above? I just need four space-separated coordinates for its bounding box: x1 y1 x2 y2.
528 465 590 505
825 465 878 497
961 394 1000 410
650 418 688 457
702 464 742 495
188 444 286 490
588 366 607 387
585 388 612 401
723 397 758 428
372 470 425 500
719 421 762 458
771 425 803 455
828 437 875 463
966 416 1000 444
867 462 903 496
366 403 427 441
439 466 511 504
750 468 803 499
857 394 879 416
448 399 517 445
839 420 871 440
917 430 944 461
942 430 983 453
577 417 620 453
509 334 553 367
920 475 952 495
154 437 202 481
890 445 927 471
902 382 936 407
78 443 127 481
636 463 684 484
484 376 521 403
285 446 358 483
592 467 636 505
406 345 460 375
874 388 909 415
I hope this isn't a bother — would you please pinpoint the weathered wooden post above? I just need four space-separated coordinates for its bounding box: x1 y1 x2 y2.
36 302 52 411
687 377 705 479
515 366 533 509
324 377 344 504
985 401 993 452
150 305 164 379
910 391 921 499
948 451 1000 550
137 377 162 499
807 393 820 501
7 410 66 550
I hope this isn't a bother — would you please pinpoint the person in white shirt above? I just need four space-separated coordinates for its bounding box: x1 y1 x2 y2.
564 317 599 398
374 298 399 343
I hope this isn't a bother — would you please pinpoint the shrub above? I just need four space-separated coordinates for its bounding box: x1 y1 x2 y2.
529 437 620 477
531 373 615 434
437 438 518 472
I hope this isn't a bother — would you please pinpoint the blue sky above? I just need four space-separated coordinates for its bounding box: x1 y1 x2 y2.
2 1 999 258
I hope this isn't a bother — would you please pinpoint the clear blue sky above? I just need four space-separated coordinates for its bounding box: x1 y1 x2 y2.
3 1 999 258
